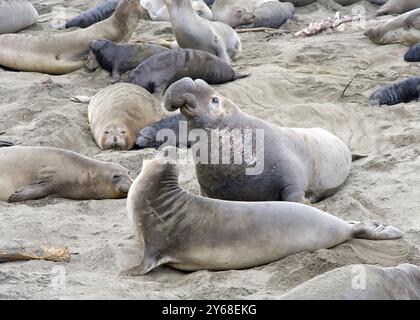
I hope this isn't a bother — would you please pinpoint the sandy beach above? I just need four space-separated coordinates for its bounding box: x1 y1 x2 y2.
0 0 419 299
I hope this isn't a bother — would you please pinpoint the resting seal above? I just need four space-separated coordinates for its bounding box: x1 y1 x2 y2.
241 2 295 29
87 39 170 83
128 48 248 97
0 0 143 74
0 0 38 34
165 0 242 63
368 77 420 106
375 0 420 17
365 9 420 46
404 43 420 61
0 146 132 202
281 264 420 300
125 154 402 275
87 83 163 150
211 0 257 28
164 78 356 203
141 0 212 21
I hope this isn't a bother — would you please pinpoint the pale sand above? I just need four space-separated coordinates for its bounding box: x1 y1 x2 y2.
0 0 419 299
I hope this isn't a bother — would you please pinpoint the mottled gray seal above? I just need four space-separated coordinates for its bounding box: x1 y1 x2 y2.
0 0 38 34
368 77 420 106
281 264 420 300
241 2 295 29
0 146 133 202
164 78 356 203
125 154 402 275
405 43 420 61
87 38 170 83
128 48 248 97
375 0 420 17
0 0 143 74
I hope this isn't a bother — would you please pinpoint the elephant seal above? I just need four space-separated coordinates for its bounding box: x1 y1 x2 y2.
0 146 133 202
0 0 144 74
87 83 163 150
0 141 13 148
128 49 248 97
165 0 242 63
281 0 317 6
239 2 295 29
211 0 257 28
125 153 402 275
0 0 38 34
281 264 420 300
334 0 389 5
365 9 420 46
375 0 420 17
164 78 355 203
404 42 420 61
87 39 170 83
368 77 420 106
141 0 212 21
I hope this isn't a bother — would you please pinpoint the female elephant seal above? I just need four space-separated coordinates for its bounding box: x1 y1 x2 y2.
164 78 356 203
0 0 143 74
0 146 132 202
0 0 38 34
125 154 402 275
368 77 420 106
165 0 242 63
87 39 170 83
281 264 420 300
365 9 420 46
128 48 248 97
375 0 420 17
211 0 256 28
87 83 163 150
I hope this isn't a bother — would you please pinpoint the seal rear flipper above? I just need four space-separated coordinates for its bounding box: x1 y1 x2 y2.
234 73 250 80
0 141 13 147
352 153 368 161
351 220 403 240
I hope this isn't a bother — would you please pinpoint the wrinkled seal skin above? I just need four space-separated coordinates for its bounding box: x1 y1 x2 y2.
241 2 295 29
375 0 420 17
125 155 402 275
0 0 144 74
135 113 190 149
88 83 163 150
365 9 420 46
0 146 133 202
88 38 170 83
0 0 38 34
281 264 420 300
368 77 420 106
165 0 242 63
164 78 353 203
128 49 248 97
404 43 420 61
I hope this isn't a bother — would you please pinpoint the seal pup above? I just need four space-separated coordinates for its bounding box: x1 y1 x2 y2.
404 42 420 61
0 0 144 74
365 9 420 46
165 0 242 63
281 264 420 300
375 0 420 17
128 48 248 97
239 2 295 29
125 153 402 275
164 78 357 203
368 77 420 106
141 0 213 21
0 0 38 34
87 39 170 83
0 146 133 202
87 83 163 150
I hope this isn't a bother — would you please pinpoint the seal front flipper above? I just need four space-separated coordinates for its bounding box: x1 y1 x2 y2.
8 169 56 202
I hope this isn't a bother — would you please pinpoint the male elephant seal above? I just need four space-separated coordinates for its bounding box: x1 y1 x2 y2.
164 78 356 203
404 42 420 61
125 154 402 275
165 0 242 63
87 83 163 150
141 0 213 21
128 49 248 97
87 39 170 83
281 264 420 300
0 146 132 202
365 9 420 46
0 0 38 34
368 77 420 106
0 0 143 74
375 0 420 17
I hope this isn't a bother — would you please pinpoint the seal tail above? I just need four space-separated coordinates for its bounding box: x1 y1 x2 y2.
350 220 403 240
352 153 368 161
0 141 14 148
234 73 250 80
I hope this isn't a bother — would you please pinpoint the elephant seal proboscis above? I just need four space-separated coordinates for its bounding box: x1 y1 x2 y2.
124 153 402 275
87 38 170 83
365 8 420 46
375 0 420 17
87 83 164 150
128 48 248 97
368 77 420 106
0 146 133 202
0 0 38 34
0 0 144 74
141 0 213 21
164 77 357 203
404 43 420 61
281 264 420 300
165 0 242 63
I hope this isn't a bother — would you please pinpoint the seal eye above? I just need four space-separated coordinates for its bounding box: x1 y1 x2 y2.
112 175 122 182
212 97 219 105
197 10 204 16
121 131 126 134
104 131 110 135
